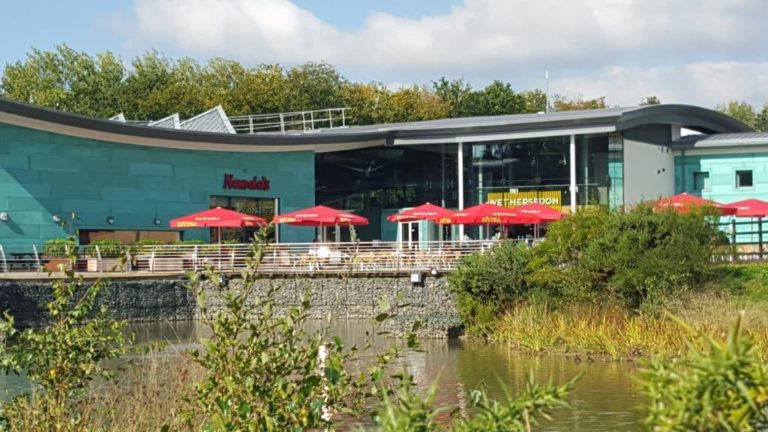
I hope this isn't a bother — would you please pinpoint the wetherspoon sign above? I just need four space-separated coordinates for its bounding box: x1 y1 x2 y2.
223 173 271 191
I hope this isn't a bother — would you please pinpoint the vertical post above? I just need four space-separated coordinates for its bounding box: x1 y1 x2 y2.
457 142 465 240
569 134 577 213
731 219 737 245
193 245 199 271
279 113 285 134
758 218 764 260
341 108 346 127
32 244 41 273
248 116 254 134
96 245 102 273
329 110 333 128
310 111 315 130
0 245 6 273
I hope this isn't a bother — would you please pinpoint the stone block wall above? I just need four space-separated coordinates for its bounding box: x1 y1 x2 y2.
0 274 460 337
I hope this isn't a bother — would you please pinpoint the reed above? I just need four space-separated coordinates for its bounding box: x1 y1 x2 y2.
488 294 768 360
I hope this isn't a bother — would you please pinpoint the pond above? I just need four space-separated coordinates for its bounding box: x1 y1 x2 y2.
1 319 645 431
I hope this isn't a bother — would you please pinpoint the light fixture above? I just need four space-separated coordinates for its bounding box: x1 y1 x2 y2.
107 215 115 225
52 214 61 223
153 217 161 226
0 212 8 222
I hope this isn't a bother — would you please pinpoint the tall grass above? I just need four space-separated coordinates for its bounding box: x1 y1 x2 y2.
488 294 768 360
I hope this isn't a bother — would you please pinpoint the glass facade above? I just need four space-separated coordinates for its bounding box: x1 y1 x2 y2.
315 133 625 240
315 145 460 240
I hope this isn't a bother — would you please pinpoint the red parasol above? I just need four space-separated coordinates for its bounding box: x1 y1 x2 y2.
273 205 368 226
170 207 267 243
387 203 455 222
439 203 538 225
512 203 566 222
725 198 768 218
653 193 737 215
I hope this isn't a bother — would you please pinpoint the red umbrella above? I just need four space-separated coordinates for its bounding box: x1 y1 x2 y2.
653 193 737 215
439 203 538 225
387 203 454 222
273 205 368 226
512 203 565 222
725 199 768 218
170 207 267 243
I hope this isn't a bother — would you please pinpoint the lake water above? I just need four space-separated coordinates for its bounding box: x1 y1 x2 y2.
1 319 645 431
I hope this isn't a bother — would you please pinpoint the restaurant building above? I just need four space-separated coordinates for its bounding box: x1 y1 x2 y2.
0 97 756 247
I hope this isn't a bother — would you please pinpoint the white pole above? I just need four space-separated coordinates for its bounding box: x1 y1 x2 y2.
570 134 577 214
458 142 465 240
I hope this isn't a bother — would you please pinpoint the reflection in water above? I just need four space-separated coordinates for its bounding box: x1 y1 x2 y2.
1 319 644 431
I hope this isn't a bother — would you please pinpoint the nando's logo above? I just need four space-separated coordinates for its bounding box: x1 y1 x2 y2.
223 174 271 191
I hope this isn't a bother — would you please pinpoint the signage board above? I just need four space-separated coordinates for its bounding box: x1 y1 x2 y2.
487 190 563 210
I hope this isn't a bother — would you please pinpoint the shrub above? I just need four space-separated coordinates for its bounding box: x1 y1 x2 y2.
84 239 124 258
642 313 768 431
41 238 76 257
174 239 205 245
531 204 720 309
0 271 129 431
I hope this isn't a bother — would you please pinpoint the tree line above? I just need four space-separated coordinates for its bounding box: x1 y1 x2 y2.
1 45 766 131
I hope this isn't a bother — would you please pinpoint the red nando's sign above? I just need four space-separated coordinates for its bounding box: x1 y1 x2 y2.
223 174 271 191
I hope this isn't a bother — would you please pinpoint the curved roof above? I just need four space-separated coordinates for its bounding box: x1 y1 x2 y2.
0 97 751 153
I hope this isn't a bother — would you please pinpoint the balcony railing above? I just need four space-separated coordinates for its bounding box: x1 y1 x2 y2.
0 240 516 276
228 107 349 135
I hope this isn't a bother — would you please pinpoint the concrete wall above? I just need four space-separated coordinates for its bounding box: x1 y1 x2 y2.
0 123 316 246
622 125 675 204
0 275 460 338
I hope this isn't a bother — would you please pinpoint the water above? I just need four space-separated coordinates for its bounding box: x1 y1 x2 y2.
2 320 645 430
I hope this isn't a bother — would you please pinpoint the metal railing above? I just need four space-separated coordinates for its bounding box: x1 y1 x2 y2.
0 240 515 276
228 107 348 135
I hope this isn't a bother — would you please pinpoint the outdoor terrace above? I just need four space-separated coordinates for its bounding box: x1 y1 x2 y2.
0 240 511 278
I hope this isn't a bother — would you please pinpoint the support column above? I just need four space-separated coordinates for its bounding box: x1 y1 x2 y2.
569 134 577 213
457 142 465 239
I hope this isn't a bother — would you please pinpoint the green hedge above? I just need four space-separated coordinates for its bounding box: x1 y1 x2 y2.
84 240 124 258
42 238 76 258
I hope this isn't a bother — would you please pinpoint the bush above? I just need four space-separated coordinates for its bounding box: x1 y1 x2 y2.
450 204 723 320
448 241 533 326
0 271 129 430
41 238 76 257
174 239 205 245
642 313 768 431
83 239 124 258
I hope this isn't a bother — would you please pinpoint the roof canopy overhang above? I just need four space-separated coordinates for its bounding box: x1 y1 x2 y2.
0 97 752 153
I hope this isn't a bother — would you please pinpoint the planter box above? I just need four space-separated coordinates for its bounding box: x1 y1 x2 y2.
86 257 123 272
43 258 71 272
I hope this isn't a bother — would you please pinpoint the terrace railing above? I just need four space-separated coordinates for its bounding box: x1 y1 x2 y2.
0 240 512 276
228 107 349 135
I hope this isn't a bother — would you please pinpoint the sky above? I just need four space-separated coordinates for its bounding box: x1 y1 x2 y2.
2 0 768 108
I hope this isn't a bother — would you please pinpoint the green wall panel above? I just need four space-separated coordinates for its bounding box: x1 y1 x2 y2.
0 124 315 247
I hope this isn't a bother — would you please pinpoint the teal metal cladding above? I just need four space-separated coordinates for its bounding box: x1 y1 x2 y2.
675 152 768 243
0 124 316 246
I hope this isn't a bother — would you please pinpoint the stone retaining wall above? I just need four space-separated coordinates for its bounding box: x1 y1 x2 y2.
0 274 460 337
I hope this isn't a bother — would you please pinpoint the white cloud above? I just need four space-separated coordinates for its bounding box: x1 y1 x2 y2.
122 0 768 106
551 62 768 108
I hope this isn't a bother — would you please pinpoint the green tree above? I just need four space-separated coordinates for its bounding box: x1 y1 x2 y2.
119 51 175 119
520 89 548 113
755 104 768 132
461 80 525 116
285 62 345 111
640 95 661 105
432 77 472 118
552 93 607 111
716 100 759 130
1 45 126 118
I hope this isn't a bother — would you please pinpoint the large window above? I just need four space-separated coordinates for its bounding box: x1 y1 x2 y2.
316 145 459 240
